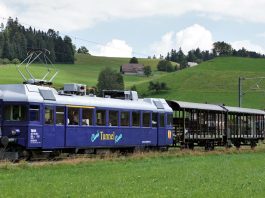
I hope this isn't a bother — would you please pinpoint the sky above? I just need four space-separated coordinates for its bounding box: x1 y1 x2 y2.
1 0 265 58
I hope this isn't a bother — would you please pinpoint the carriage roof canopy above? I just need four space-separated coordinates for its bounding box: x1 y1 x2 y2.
167 100 225 111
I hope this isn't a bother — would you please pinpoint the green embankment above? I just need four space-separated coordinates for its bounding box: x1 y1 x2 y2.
0 152 265 197
0 54 265 108
136 57 265 109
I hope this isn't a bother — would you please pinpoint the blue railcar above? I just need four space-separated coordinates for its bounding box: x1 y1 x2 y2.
0 84 173 159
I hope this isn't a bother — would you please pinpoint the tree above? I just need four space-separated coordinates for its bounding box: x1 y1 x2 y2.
129 57 138 64
0 17 74 63
143 65 152 77
157 60 174 72
97 67 124 95
77 46 89 54
213 41 233 56
148 81 168 92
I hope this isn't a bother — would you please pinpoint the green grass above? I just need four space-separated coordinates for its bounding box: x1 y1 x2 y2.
0 54 169 88
0 54 265 108
1 151 265 197
136 57 265 109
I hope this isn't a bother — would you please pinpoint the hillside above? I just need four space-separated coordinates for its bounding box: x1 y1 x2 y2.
0 54 170 88
0 54 265 108
135 57 265 109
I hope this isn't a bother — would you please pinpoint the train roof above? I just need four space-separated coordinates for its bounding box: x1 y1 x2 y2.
223 106 265 115
167 100 265 115
168 100 225 111
0 84 172 112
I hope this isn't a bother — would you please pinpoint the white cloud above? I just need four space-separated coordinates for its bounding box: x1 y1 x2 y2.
93 39 133 58
1 0 265 32
231 40 265 54
151 31 175 56
151 24 213 55
175 24 213 54
0 3 14 18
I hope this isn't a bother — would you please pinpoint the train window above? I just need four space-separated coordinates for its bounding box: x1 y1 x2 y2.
68 108 79 125
30 105 40 122
109 111 118 126
121 112 130 126
45 106 54 125
143 112 151 127
0 104 2 121
56 107 65 125
4 105 27 121
152 113 158 127
167 114 173 126
160 114 165 127
132 112 140 127
82 109 93 126
96 110 106 126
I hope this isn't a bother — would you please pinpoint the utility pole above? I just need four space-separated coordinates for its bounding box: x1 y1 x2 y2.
238 76 265 107
238 77 242 107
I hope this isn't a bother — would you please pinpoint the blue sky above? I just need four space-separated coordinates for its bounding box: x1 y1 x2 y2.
1 0 265 57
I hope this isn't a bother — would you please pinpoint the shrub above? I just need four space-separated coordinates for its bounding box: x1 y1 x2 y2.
3 58 10 65
12 58 20 64
157 60 174 72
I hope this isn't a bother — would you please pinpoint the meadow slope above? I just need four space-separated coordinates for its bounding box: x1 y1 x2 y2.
0 54 265 108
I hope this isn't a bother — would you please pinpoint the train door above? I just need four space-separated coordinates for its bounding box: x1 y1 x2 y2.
157 113 167 146
43 105 65 149
152 113 159 146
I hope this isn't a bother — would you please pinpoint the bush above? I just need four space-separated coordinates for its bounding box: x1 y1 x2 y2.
12 58 20 64
129 57 138 64
143 65 152 77
157 60 174 72
3 58 10 65
148 81 168 92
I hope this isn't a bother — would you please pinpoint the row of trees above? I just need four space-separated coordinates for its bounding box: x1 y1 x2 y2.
165 41 265 68
0 17 75 63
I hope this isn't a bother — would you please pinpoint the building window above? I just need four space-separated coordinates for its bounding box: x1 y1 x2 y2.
4 105 27 121
29 105 40 122
121 112 130 126
45 106 54 125
56 107 65 125
109 111 118 126
160 114 165 127
132 111 140 127
68 108 79 125
82 108 93 126
96 110 106 126
143 112 151 127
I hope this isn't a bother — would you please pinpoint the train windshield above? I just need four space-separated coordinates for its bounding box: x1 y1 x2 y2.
4 105 27 121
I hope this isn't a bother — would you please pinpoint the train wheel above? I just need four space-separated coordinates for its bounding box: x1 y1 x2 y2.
250 141 257 149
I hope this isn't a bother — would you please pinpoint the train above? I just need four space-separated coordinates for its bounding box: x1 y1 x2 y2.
0 82 264 160
0 49 264 160
0 83 173 160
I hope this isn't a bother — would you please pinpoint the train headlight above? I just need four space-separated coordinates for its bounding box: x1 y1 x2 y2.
11 129 20 136
11 130 17 135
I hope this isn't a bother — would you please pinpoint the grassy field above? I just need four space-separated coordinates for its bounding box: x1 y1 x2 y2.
0 54 169 88
0 54 265 108
136 57 265 109
1 149 265 197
